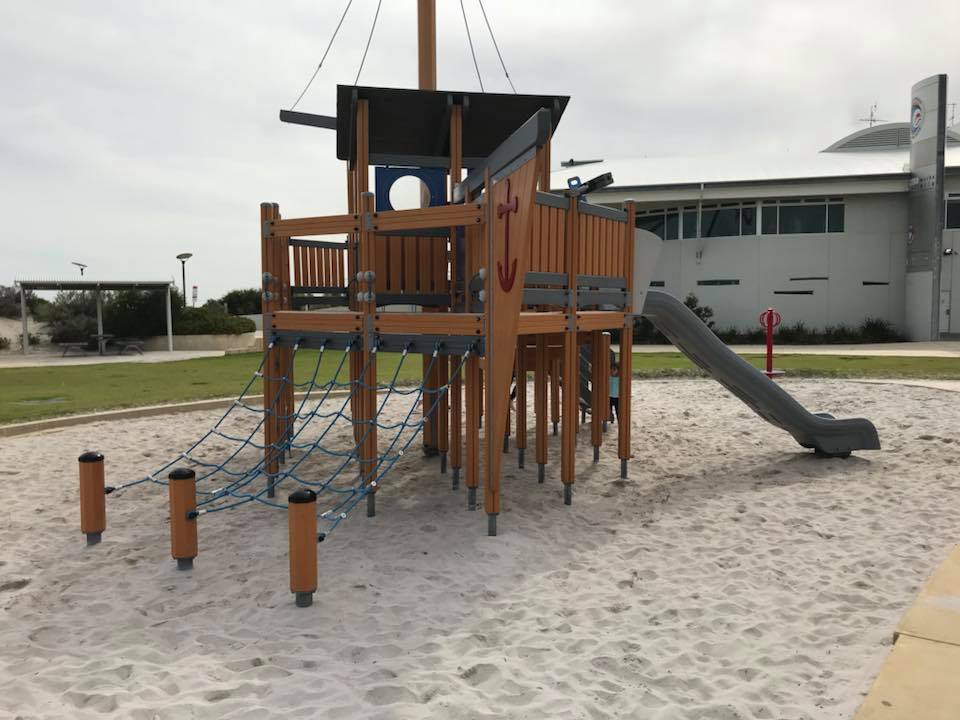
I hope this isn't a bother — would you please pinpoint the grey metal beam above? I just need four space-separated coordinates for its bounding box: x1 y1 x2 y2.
535 191 568 209
525 271 568 286
453 108 553 203
523 288 569 305
577 201 628 222
577 274 627 288
289 238 348 249
278 110 337 129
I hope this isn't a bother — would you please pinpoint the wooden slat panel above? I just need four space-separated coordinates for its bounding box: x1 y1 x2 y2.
371 204 484 232
269 213 360 237
576 312 626 331
292 244 302 285
517 312 568 334
271 311 362 333
388 236 402 291
374 313 483 335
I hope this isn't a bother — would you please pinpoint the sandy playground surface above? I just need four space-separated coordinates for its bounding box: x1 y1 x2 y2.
1 378 959 719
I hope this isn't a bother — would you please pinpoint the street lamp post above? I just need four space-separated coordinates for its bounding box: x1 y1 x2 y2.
176 253 192 308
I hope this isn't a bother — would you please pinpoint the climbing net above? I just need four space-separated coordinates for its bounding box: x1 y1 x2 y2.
110 339 471 536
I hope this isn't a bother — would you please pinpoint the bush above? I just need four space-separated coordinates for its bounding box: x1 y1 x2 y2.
47 291 99 343
106 289 175 338
175 305 255 335
860 317 903 342
0 285 46 319
0 337 9 351
18 333 41 349
219 288 261 316
683 293 715 328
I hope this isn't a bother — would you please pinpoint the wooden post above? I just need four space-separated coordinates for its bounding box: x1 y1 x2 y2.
168 468 197 570
534 334 547 482
417 0 436 90
561 196 579 505
515 336 527 468
260 202 281 491
78 451 105 545
601 331 612 426
550 356 560 435
619 201 636 479
449 104 463 489
288 488 318 608
590 330 603 462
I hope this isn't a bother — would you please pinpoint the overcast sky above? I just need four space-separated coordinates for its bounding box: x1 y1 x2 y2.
2 0 958 301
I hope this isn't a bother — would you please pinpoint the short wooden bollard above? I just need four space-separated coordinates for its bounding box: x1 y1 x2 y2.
168 468 198 571
288 488 318 608
78 451 106 546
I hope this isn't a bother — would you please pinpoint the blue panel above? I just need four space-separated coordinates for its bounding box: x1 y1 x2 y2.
374 166 447 211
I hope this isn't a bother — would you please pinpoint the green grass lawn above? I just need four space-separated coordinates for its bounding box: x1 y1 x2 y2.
1 350 958 425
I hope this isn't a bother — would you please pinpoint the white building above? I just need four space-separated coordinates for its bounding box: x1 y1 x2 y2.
563 76 960 340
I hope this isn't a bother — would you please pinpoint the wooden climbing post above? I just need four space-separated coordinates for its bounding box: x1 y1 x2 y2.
288 488 318 608
590 330 603 462
78 451 106 546
168 468 198 571
560 196 579 504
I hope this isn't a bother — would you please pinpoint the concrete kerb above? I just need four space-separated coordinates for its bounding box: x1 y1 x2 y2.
0 390 353 438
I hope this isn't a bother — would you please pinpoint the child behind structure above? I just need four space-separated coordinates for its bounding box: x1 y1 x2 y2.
609 363 620 423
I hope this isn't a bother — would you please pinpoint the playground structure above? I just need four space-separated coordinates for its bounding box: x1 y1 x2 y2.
79 3 882 609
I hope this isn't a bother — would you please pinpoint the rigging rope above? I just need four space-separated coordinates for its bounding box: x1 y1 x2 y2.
460 0 484 92
354 0 383 86
477 0 516 93
289 0 355 110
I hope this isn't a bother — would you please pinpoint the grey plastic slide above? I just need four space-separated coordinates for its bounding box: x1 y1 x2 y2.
641 290 881 457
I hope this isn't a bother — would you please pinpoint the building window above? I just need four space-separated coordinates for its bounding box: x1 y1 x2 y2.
636 213 665 238
779 204 826 234
682 208 698 238
947 198 960 229
828 204 845 232
701 206 740 238
761 205 778 234
741 204 757 235
665 211 679 240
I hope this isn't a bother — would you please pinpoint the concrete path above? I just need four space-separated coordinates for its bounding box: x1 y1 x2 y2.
623 341 960 358
0 350 225 369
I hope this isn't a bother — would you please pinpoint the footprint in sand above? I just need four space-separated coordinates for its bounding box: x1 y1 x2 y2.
459 663 500 686
0 578 30 593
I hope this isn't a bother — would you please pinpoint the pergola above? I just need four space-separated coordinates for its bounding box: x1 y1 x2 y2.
14 278 175 355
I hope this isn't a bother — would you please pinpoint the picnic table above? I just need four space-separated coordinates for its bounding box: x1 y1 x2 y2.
58 342 87 357
89 333 114 356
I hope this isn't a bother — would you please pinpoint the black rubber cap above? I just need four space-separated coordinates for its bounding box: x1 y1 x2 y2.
78 451 104 463
288 488 317 504
168 467 196 481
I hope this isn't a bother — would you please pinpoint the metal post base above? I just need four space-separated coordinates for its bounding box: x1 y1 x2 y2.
518 448 525 469
267 480 275 499
295 591 313 608
538 464 545 484
581 409 587 424
593 446 600 463
503 436 509 453
452 467 460 490
552 421 558 435
440 452 447 474
487 513 497 536
467 487 477 511
620 459 628 479
563 484 573 506
366 492 376 517
479 417 483 430
602 421 608 433
85 532 102 546
176 557 194 571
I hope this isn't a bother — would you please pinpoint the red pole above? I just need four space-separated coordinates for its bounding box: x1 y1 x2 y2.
765 308 774 378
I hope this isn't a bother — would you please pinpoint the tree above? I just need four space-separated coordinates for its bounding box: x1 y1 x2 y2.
219 288 262 316
683 293 715 329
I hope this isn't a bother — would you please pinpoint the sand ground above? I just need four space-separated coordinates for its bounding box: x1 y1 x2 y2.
1 378 958 719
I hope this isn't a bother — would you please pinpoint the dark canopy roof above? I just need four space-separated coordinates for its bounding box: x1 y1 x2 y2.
333 85 569 167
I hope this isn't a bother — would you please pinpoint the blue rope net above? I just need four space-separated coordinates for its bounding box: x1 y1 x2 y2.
112 340 471 537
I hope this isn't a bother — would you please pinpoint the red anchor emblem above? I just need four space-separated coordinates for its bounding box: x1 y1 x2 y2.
496 179 519 292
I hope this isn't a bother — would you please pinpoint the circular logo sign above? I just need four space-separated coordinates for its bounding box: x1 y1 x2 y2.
911 97 924 137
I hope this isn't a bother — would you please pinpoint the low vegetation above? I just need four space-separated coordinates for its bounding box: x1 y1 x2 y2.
1 350 958 425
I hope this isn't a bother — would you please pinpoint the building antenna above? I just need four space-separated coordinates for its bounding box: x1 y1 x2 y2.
857 103 885 128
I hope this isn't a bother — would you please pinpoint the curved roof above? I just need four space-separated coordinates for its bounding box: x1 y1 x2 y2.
824 122 960 152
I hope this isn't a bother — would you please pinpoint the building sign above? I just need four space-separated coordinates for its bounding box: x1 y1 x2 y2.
910 97 924 138
192 285 198 307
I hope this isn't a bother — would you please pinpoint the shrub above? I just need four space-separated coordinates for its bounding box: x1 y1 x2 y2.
219 288 262 316
175 305 255 335
683 293 715 328
0 337 9 350
0 285 46 319
18 333 41 349
47 291 99 343
860 317 903 342
106 289 177 337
